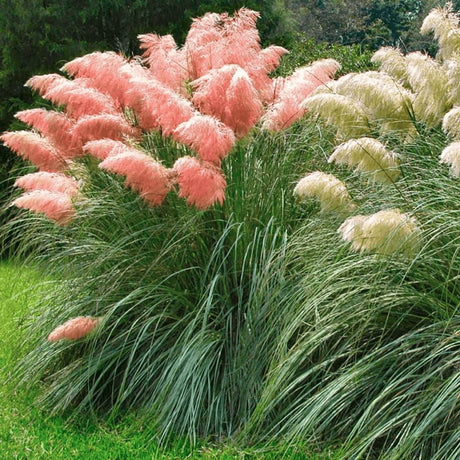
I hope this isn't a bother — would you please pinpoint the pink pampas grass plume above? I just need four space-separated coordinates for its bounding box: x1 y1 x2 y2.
12 190 75 225
99 149 171 206
224 67 263 136
262 59 341 131
184 8 261 79
61 51 127 107
83 139 132 161
173 156 226 209
25 73 69 97
72 113 141 145
173 115 235 165
48 316 100 342
192 65 262 136
15 108 81 158
183 12 227 79
125 77 194 134
45 83 119 119
1 131 67 172
138 33 188 95
259 45 289 73
14 172 79 196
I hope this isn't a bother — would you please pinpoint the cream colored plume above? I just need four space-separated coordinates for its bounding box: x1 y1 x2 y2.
338 209 420 255
421 3 460 61
440 141 460 177
328 137 401 183
294 171 356 214
442 106 460 138
406 52 452 127
326 71 414 135
302 93 370 140
371 47 408 85
445 55 460 105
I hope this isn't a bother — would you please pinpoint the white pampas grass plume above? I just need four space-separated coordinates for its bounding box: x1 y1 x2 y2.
406 52 452 127
421 3 460 61
329 71 414 135
371 47 408 85
442 106 460 138
302 93 370 140
440 141 460 177
338 209 420 255
444 55 460 105
293 171 356 214
329 137 401 183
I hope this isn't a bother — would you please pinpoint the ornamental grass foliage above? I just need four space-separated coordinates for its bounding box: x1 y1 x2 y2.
1 5 460 460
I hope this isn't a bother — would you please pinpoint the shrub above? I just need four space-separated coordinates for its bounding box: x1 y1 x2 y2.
2 5 460 459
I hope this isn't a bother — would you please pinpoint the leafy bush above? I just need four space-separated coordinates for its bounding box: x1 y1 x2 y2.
3 5 460 459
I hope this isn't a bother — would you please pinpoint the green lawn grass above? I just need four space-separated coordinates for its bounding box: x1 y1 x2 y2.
0 262 340 459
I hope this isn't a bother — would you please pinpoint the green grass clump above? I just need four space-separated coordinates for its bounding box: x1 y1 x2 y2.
5 118 459 459
0 262 342 459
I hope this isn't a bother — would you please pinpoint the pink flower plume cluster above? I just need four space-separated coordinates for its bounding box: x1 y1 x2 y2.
12 172 79 225
173 157 226 210
3 8 338 216
99 148 171 206
48 316 100 342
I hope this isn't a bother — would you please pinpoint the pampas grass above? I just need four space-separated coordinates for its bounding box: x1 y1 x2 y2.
3 6 460 460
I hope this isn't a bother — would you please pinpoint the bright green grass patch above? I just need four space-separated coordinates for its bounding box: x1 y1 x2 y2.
0 262 340 460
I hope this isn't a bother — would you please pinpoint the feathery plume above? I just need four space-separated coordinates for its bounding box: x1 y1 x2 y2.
1 131 67 172
125 77 194 133
12 190 75 225
48 316 100 342
371 47 408 85
172 115 235 165
442 106 460 138
83 139 132 161
99 149 171 206
302 93 370 140
192 65 263 136
262 59 341 131
332 71 414 133
259 45 289 73
224 67 263 136
184 8 261 79
294 171 356 214
338 209 420 255
138 33 188 95
25 73 69 96
173 157 226 209
14 172 79 196
406 52 452 127
45 84 119 120
445 55 460 105
72 113 140 145
329 137 401 183
61 51 127 107
440 141 460 177
15 108 81 158
421 3 460 61
183 12 227 79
